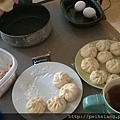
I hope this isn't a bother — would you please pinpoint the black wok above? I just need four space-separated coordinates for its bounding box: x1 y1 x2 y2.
0 3 52 47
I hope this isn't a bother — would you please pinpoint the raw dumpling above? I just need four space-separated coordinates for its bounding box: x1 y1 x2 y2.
90 70 107 85
81 57 99 73
96 40 110 51
110 42 120 56
0 0 14 12
105 59 120 74
97 51 113 64
106 74 120 84
26 97 46 114
80 43 97 58
59 83 80 102
47 96 67 113
53 72 71 88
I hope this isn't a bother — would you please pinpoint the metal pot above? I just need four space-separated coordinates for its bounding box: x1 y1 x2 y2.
0 3 52 47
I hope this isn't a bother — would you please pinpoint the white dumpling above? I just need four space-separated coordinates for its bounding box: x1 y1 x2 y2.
80 43 97 58
0 0 14 12
53 72 71 88
90 70 107 85
26 97 46 114
105 59 120 74
96 40 110 51
47 96 67 113
59 83 80 102
81 57 99 73
97 51 113 64
110 42 120 56
106 74 120 84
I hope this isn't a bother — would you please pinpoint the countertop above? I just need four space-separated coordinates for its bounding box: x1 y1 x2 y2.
0 1 120 120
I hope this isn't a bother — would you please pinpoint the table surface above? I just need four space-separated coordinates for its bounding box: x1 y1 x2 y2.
0 1 120 120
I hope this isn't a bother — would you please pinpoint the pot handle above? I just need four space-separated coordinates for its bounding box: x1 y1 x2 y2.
92 0 106 20
32 53 51 65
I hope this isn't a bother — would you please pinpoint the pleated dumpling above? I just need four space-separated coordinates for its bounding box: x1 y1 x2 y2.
26 97 46 114
89 70 107 85
105 59 120 74
53 72 71 88
97 51 113 64
110 42 120 56
80 43 97 58
81 57 99 73
47 96 67 113
59 83 80 102
106 74 120 84
96 40 110 51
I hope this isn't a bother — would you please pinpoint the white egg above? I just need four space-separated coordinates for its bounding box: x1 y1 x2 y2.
74 1 86 12
83 7 96 18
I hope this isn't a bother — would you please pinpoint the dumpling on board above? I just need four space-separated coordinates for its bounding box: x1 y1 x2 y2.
81 57 99 73
89 70 107 85
97 51 113 64
47 96 67 113
53 72 71 88
110 42 120 56
106 74 120 84
80 43 97 58
96 40 110 51
59 83 80 102
26 97 46 114
105 59 120 74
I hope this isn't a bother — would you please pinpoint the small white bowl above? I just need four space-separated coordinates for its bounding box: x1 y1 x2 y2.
0 48 18 97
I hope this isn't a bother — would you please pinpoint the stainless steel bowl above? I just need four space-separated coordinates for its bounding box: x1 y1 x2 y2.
0 3 52 47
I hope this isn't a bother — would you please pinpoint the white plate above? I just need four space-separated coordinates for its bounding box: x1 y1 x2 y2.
12 62 83 120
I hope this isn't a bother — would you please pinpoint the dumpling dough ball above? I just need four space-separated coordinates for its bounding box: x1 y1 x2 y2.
26 97 46 114
106 74 120 84
80 43 97 58
90 70 107 85
59 83 80 102
47 96 67 113
81 57 99 73
96 40 110 51
105 59 120 74
110 42 120 56
53 72 71 88
0 0 14 12
97 51 113 64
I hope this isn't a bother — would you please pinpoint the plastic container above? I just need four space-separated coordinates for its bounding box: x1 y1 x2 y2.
0 48 18 97
60 0 106 28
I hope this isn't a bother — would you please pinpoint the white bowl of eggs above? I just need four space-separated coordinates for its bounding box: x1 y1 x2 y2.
60 0 106 27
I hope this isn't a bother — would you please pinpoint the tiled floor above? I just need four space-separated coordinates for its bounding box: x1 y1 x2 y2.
102 0 120 32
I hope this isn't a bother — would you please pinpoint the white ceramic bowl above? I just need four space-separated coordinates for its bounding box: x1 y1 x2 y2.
0 48 18 97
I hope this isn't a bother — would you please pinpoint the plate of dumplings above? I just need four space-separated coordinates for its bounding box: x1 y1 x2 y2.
75 40 120 89
12 62 83 120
